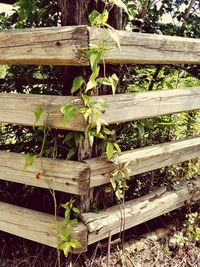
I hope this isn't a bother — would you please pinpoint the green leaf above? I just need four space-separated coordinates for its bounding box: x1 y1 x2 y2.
103 127 115 135
110 74 119 94
34 106 45 125
71 76 84 94
88 9 109 26
87 49 103 72
63 223 72 239
24 153 36 170
69 238 82 249
106 142 114 160
89 10 101 25
15 0 37 21
110 177 116 190
63 132 74 145
137 123 145 136
114 143 121 152
116 188 123 200
72 207 80 214
67 147 76 160
60 104 78 125
86 79 97 91
58 241 71 256
100 9 109 25
74 133 81 146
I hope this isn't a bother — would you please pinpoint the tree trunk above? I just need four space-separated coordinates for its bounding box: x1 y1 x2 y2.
57 0 123 211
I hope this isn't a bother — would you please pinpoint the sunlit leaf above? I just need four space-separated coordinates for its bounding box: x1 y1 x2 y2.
110 74 119 94
34 106 45 125
24 153 36 170
71 76 84 94
69 238 82 249
106 142 114 160
89 10 101 25
114 142 121 152
60 104 78 125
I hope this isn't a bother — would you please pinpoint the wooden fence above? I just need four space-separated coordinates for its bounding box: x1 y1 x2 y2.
0 26 200 252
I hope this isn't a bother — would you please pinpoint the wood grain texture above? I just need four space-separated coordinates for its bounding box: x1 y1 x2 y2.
81 179 200 244
86 136 200 187
0 202 87 252
1 26 200 66
0 151 90 195
89 28 200 64
0 26 88 65
0 93 85 131
1 87 200 130
93 87 200 124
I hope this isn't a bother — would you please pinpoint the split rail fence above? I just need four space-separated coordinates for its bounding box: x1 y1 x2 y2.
0 25 200 251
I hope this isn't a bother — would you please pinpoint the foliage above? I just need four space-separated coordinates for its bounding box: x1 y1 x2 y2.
58 199 81 257
171 211 200 248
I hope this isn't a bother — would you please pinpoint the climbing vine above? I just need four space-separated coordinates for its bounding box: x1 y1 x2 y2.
24 3 131 258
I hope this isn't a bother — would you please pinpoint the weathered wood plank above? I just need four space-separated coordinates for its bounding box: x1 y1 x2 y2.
0 93 85 131
89 28 200 64
0 151 90 195
87 136 200 188
0 26 88 65
93 87 200 124
1 26 200 66
81 179 200 244
0 202 87 252
1 88 200 130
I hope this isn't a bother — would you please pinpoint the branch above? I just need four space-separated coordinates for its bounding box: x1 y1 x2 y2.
184 0 196 19
148 65 162 91
139 0 150 19
180 0 196 35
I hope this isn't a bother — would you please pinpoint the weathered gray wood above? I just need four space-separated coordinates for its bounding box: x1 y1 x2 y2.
0 26 88 65
81 179 200 244
87 136 200 187
89 28 200 64
0 151 90 195
0 93 85 131
1 88 200 130
93 87 200 124
0 201 87 252
1 26 200 65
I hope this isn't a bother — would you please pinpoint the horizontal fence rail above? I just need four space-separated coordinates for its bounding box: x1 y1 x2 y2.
81 179 200 244
1 87 200 131
0 152 90 195
89 28 200 65
87 136 200 187
0 26 88 66
1 26 200 66
0 93 85 131
0 201 87 251
93 87 200 124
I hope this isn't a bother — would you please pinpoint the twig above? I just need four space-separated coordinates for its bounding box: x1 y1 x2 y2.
139 0 150 19
107 231 112 267
148 65 162 91
180 0 196 35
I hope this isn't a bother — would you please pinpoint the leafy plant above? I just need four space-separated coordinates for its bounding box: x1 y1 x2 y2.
58 199 82 257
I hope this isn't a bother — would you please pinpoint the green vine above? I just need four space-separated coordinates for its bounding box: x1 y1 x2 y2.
57 199 81 257
25 4 131 259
